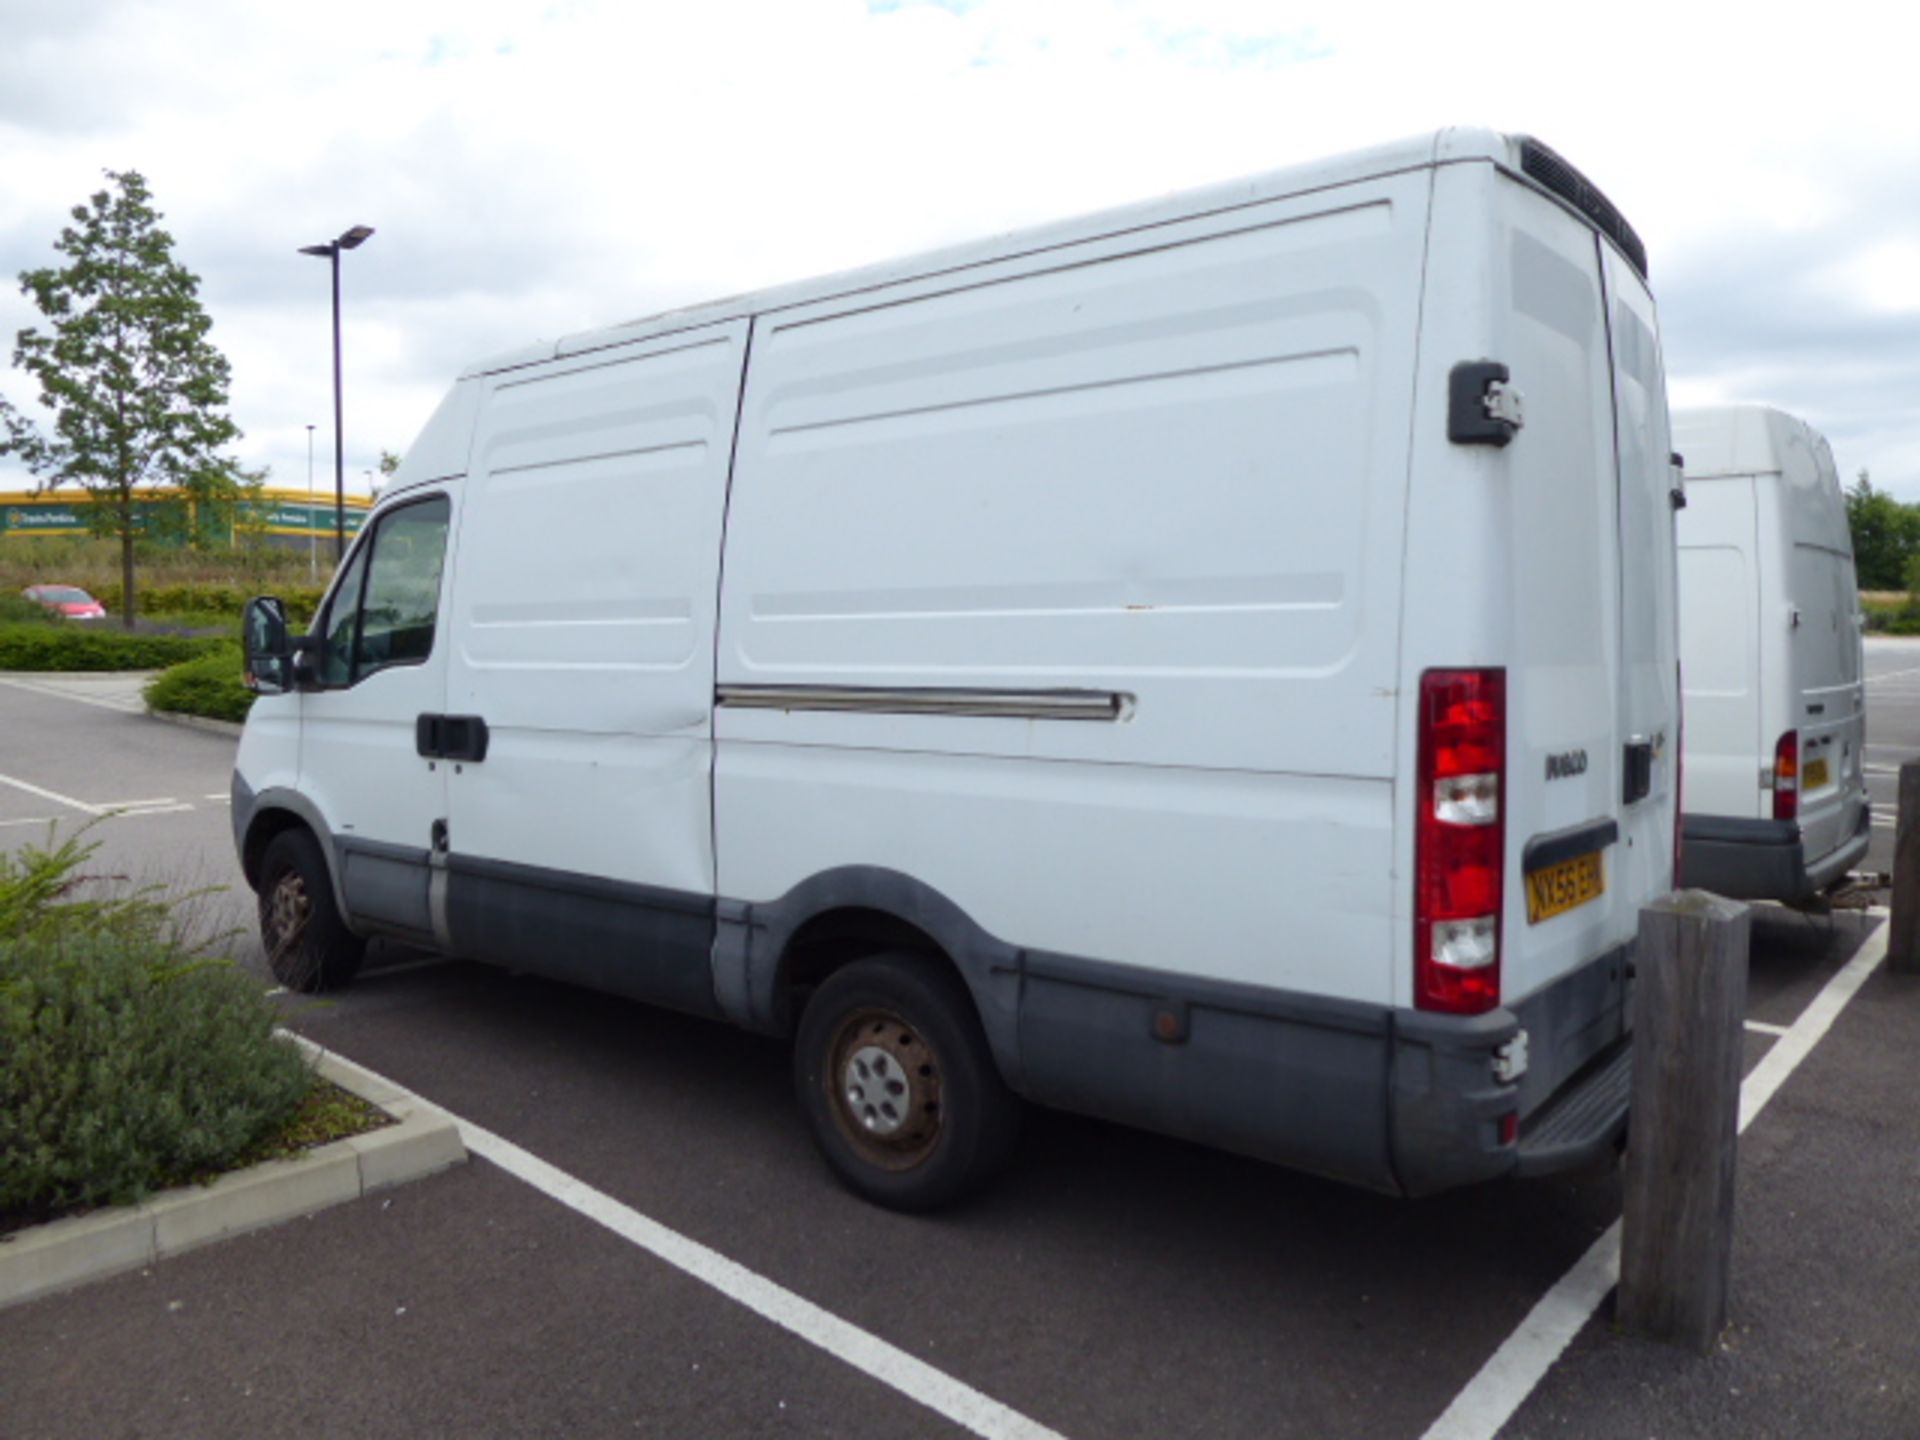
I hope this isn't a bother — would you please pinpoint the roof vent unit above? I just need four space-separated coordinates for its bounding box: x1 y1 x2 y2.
1515 137 1649 281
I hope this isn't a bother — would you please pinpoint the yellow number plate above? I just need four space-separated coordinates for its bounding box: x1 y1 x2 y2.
1803 757 1830 790
1526 851 1605 924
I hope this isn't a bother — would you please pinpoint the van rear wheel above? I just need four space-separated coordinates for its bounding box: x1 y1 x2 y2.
258 827 364 993
795 954 1019 1212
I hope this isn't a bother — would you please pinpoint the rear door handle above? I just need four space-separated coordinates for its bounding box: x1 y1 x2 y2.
1623 738 1654 805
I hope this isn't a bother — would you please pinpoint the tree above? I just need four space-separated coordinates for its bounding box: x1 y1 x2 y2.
1844 469 1920 591
0 170 241 626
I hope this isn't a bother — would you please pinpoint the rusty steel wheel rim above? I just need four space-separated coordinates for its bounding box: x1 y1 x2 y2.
265 868 312 960
826 1005 943 1172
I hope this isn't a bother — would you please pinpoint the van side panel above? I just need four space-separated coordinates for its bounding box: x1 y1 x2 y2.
1677 476 1762 819
438 321 750 1012
715 173 1431 1016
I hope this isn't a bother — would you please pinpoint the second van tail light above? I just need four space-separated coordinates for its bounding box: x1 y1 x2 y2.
1415 669 1505 1015
1773 730 1799 822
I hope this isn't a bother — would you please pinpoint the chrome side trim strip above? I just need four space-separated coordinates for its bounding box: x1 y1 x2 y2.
716 684 1131 721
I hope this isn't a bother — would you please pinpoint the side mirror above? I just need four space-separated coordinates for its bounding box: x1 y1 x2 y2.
243 596 292 694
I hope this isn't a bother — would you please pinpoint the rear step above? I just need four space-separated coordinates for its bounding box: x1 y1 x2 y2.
1515 1040 1632 1176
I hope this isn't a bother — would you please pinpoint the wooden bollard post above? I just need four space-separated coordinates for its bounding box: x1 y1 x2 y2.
1619 890 1750 1354
1890 762 1920 974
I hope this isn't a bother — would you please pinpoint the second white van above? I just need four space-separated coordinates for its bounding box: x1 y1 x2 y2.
1673 405 1870 902
236 129 1679 1209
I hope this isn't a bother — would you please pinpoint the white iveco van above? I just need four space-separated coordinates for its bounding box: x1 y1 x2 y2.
236 129 1679 1210
1673 406 1870 901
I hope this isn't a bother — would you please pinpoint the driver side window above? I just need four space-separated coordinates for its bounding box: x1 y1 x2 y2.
313 494 451 688
318 544 368 687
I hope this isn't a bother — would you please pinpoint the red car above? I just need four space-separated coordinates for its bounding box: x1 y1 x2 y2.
22 584 107 620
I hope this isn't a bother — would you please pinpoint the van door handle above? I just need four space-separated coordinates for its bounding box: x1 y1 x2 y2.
415 713 489 762
1623 738 1654 805
439 715 490 763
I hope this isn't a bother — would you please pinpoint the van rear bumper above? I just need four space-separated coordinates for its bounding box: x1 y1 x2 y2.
1388 940 1632 1196
1016 934 1633 1198
1679 810 1870 901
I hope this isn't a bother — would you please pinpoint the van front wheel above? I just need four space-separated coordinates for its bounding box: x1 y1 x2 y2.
795 955 1019 1212
258 827 364 993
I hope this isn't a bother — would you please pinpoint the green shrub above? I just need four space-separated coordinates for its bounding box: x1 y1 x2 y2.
0 623 227 671
141 610 244 633
0 832 311 1219
145 645 253 723
92 581 325 626
0 593 58 625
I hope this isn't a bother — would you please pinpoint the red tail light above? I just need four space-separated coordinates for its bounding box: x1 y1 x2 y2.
1415 669 1505 1015
1772 730 1799 822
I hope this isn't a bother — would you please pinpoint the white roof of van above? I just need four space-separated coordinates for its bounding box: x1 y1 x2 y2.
458 127 1540 380
1673 404 1849 554
1672 405 1830 482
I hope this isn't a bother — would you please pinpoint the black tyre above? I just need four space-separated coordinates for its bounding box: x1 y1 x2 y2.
794 953 1020 1212
258 827 365 993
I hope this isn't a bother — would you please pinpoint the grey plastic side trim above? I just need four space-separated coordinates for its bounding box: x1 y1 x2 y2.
720 867 1025 1075
443 853 720 1019
339 837 434 938
716 685 1131 721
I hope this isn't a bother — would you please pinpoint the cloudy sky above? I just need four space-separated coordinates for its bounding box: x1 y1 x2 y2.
0 0 1915 499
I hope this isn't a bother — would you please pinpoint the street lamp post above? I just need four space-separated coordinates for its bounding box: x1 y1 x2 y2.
298 224 374 564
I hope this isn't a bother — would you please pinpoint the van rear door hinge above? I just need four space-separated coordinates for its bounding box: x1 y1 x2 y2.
1448 360 1524 447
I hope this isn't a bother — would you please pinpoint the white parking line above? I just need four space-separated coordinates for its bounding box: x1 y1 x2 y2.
1744 1020 1791 1037
105 803 196 819
0 675 145 713
283 1034 1068 1440
0 815 59 829
1420 916 1891 1440
99 796 179 810
1866 664 1920 684
0 769 102 815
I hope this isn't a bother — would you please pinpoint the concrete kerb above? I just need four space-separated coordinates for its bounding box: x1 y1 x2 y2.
143 706 244 739
0 1045 466 1312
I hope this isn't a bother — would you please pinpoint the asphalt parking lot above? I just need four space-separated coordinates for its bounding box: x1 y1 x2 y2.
2 647 1918 1439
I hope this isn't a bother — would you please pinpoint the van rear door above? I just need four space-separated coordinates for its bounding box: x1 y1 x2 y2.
1784 440 1868 868
1408 152 1674 1104
1598 243 1681 922
1483 173 1635 1017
